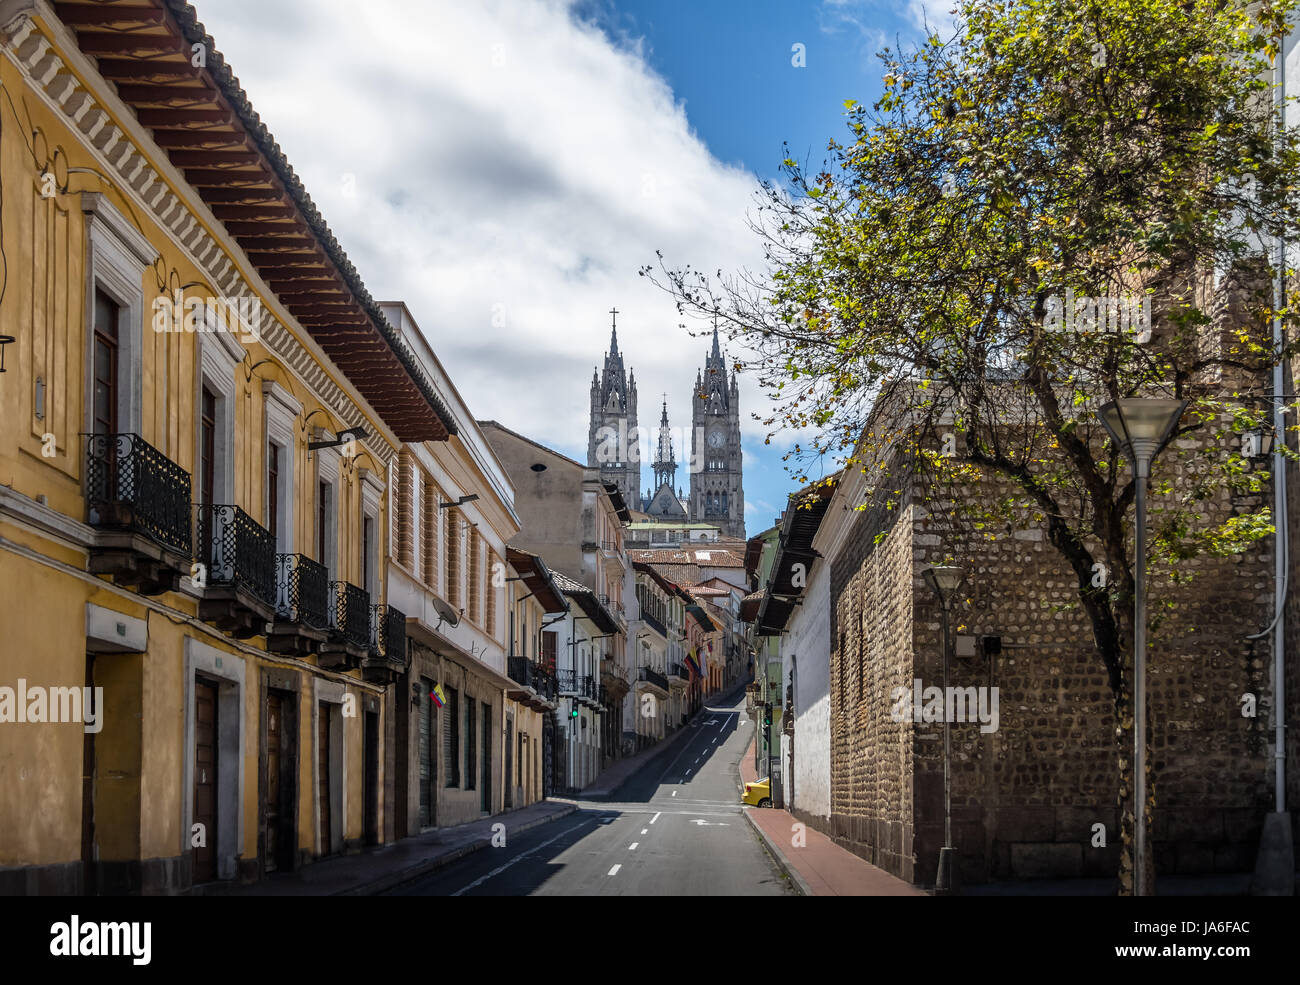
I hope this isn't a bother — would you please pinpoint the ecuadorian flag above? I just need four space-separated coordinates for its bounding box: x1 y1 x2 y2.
431 684 447 708
684 652 701 678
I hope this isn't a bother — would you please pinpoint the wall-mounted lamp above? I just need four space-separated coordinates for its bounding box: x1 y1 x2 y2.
439 493 479 509
1243 428 1275 460
308 425 369 451
0 335 14 373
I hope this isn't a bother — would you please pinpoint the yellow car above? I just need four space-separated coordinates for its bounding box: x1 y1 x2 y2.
742 778 772 808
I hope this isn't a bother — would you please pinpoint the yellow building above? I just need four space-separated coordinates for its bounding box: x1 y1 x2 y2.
0 1 457 892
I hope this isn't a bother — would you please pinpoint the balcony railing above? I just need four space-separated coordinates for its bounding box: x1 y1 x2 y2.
329 581 370 649
641 607 666 638
557 669 578 694
668 661 688 681
509 657 558 701
370 604 407 663
275 553 330 630
85 432 191 555
581 674 598 699
639 666 668 691
195 504 276 607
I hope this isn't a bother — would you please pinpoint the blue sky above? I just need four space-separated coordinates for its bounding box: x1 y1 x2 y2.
574 0 948 532
196 0 952 538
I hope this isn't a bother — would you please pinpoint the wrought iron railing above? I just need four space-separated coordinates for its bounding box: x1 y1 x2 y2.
195 504 276 607
509 657 558 701
85 432 191 555
275 553 330 629
581 674 598 699
330 581 370 648
668 661 687 680
639 666 668 691
557 668 578 694
641 607 666 638
371 604 407 662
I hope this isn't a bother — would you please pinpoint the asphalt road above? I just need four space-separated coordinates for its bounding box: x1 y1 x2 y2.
386 691 792 896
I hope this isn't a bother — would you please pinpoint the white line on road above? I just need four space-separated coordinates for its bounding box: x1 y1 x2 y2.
608 864 621 876
641 828 648 834
451 819 591 896
671 790 677 797
650 812 661 824
629 843 638 850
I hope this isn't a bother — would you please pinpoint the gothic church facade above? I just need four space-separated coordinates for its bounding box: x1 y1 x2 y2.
586 314 745 539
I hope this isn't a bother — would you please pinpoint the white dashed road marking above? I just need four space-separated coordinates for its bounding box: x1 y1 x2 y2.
608 864 621 876
650 812 661 824
629 843 639 850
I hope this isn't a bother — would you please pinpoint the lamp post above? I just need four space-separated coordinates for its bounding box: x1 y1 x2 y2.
1096 397 1186 896
923 564 965 895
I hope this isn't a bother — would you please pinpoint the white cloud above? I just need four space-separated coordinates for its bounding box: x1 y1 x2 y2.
192 0 767 473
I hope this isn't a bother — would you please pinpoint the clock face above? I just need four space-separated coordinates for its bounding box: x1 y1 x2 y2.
707 430 724 449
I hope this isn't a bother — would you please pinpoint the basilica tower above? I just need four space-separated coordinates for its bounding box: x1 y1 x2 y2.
586 308 640 510
688 325 744 538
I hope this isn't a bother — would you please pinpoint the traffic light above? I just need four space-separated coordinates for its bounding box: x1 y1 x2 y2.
570 701 579 720
763 702 773 728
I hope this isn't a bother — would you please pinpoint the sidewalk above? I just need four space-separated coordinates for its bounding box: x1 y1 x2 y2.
739 736 924 897
204 799 575 896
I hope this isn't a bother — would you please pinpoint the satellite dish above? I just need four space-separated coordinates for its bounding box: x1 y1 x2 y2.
432 596 460 630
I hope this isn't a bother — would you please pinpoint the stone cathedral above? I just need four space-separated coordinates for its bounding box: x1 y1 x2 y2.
586 311 745 539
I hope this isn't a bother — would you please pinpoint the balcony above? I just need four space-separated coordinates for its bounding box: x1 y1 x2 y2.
268 553 330 654
640 607 666 639
84 432 192 595
319 580 370 668
638 666 668 693
557 668 578 695
195 504 277 638
362 604 407 684
580 673 600 707
668 662 690 685
507 657 558 709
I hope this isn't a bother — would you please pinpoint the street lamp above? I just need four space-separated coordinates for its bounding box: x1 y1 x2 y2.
1096 397 1186 897
923 564 965 896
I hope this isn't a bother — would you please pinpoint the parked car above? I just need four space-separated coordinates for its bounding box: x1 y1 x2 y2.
741 778 772 808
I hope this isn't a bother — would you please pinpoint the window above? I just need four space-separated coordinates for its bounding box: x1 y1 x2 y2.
541 631 557 671
422 477 439 587
267 443 279 542
466 700 477 791
91 290 120 437
445 509 461 607
485 548 497 637
317 480 333 576
443 686 460 787
200 388 217 507
362 514 375 598
395 452 415 570
468 528 482 625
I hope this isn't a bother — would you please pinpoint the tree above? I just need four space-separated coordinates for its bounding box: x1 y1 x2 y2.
646 0 1300 894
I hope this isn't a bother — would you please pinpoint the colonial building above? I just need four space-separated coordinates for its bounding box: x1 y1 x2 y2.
479 420 633 783
0 1 452 892
382 302 543 834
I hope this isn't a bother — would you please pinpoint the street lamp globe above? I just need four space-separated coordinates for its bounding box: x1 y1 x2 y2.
923 565 965 609
1097 398 1187 477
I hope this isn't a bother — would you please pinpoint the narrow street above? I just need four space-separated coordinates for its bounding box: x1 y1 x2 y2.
387 693 791 896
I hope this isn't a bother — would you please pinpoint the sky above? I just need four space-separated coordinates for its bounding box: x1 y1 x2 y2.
194 0 956 535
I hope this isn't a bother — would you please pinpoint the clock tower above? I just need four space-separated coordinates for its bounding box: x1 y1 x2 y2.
689 324 744 538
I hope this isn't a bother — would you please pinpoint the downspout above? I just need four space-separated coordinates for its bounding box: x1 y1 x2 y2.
1273 43 1288 816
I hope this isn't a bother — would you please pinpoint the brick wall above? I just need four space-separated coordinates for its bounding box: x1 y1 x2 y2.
825 433 1278 886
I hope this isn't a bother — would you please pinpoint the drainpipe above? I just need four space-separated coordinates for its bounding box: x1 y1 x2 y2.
1249 43 1292 894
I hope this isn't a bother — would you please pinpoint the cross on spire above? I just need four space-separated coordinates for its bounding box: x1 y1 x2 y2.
609 306 620 355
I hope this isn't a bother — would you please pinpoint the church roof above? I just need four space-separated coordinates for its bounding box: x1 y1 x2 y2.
628 547 746 567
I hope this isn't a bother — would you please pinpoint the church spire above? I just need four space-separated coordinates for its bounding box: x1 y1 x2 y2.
609 306 620 356
711 317 721 360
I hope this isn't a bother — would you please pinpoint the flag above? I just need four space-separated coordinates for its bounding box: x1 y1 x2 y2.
684 653 701 678
430 684 446 708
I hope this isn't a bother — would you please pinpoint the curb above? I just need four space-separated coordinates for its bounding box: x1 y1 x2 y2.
742 807 814 897
343 803 578 896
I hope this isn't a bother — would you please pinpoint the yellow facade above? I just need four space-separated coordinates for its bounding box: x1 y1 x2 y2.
0 5 420 892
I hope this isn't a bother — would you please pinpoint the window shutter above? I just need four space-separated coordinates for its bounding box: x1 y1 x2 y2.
422 477 439 588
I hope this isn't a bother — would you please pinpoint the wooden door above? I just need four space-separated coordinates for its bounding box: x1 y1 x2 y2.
193 680 219 884
318 705 332 855
418 679 434 828
480 702 491 814
81 653 96 894
363 710 379 846
264 691 295 872
503 716 513 811
92 290 119 437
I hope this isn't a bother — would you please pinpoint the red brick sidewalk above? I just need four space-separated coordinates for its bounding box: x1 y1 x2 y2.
741 737 923 897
